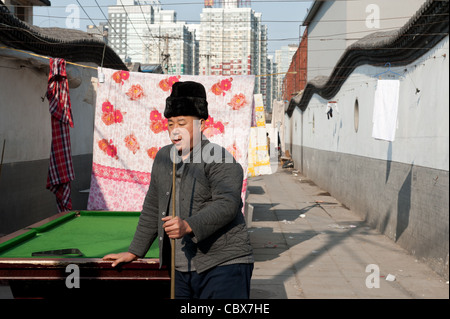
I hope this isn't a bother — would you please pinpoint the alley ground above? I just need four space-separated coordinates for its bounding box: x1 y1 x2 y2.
247 165 449 299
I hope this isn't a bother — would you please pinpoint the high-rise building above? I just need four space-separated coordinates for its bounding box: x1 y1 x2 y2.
266 55 276 113
274 44 297 100
108 0 195 74
108 0 158 63
106 0 269 94
199 0 269 107
107 0 197 75
143 10 198 75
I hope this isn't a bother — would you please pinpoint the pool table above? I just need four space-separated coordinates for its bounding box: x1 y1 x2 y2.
0 211 170 299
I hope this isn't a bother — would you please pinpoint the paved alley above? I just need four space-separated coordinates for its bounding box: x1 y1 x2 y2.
247 166 449 299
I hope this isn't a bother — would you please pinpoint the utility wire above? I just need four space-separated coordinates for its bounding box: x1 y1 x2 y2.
22 12 449 24
1 22 446 53
4 1 447 72
118 0 152 53
136 0 160 55
17 10 448 43
93 0 142 56
75 0 103 34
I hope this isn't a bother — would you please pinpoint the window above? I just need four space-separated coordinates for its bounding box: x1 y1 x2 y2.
354 98 360 133
312 114 315 134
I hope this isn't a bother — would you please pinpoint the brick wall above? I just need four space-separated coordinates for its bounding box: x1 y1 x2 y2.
283 28 308 101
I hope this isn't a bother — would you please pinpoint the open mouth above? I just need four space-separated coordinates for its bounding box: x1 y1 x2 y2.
172 136 182 145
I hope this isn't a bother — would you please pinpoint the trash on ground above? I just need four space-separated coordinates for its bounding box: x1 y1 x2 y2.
282 160 294 169
264 242 278 248
328 224 357 229
299 214 306 218
386 274 396 282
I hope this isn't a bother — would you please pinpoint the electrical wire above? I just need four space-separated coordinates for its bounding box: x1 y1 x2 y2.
75 0 102 34
118 0 152 53
93 0 142 56
136 0 159 53
2 1 447 76
17 0 445 10
0 45 98 70
29 5 442 45
14 2 447 54
0 44 306 78
21 12 450 24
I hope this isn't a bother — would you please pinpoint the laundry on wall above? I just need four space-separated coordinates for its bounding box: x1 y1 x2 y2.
372 79 401 142
326 101 339 120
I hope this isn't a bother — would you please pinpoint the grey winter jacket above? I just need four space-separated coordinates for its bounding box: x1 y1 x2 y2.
128 139 253 273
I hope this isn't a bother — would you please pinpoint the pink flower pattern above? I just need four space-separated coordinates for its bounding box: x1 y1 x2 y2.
159 76 180 92
112 71 130 85
203 116 226 138
228 93 248 110
150 110 168 134
101 101 124 126
89 69 254 212
211 78 233 96
126 84 145 101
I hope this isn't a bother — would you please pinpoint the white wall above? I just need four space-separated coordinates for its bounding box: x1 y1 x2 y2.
0 51 99 234
307 0 426 80
0 60 50 163
284 37 449 278
345 0 425 47
0 53 97 164
296 36 449 171
307 0 347 81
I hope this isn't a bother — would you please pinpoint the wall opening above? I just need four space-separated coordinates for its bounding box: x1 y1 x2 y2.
354 98 360 133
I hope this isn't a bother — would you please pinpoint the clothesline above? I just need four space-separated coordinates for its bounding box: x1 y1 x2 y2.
0 46 295 77
0 46 98 70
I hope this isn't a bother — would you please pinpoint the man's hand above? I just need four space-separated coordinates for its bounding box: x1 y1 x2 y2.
162 216 193 239
103 252 137 267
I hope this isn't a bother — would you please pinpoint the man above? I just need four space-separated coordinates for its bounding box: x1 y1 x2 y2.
103 81 254 299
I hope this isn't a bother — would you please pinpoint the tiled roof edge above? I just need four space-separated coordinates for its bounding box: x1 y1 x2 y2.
0 2 128 71
287 0 449 117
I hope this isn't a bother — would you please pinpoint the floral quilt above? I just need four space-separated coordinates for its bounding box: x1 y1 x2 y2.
87 68 255 212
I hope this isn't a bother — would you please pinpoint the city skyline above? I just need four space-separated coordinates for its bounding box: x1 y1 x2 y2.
33 0 311 56
32 0 313 110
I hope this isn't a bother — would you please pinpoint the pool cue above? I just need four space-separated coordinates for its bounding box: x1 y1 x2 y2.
170 147 176 300
0 140 5 181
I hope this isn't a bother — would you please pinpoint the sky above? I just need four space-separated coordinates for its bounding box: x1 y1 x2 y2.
33 0 313 55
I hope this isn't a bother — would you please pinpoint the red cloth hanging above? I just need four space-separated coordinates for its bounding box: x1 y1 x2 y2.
46 58 75 212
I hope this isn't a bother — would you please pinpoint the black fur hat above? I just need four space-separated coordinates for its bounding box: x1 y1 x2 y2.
164 81 209 120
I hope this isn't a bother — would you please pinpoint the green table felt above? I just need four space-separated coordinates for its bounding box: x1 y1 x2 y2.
0 211 159 259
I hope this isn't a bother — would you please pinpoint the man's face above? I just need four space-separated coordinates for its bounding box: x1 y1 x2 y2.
168 116 205 156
